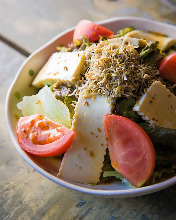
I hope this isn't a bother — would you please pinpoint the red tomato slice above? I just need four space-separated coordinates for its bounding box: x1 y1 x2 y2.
16 114 75 157
73 20 114 42
158 53 176 83
104 115 155 187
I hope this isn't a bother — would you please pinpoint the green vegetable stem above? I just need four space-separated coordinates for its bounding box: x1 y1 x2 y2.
113 98 141 122
138 41 165 67
117 27 135 37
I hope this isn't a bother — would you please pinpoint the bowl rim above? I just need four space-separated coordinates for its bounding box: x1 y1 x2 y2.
5 16 176 198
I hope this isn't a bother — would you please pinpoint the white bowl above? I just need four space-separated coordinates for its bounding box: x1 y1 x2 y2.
5 17 176 198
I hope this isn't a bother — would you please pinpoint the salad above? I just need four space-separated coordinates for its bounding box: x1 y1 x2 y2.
16 20 176 188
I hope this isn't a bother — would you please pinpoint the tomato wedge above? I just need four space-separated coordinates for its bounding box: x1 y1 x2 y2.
16 114 75 157
104 115 155 187
158 52 176 83
73 20 114 42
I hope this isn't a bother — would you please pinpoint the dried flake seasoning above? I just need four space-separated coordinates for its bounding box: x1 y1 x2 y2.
64 66 68 71
72 38 173 100
53 72 59 76
97 128 102 132
36 100 41 105
83 101 89 106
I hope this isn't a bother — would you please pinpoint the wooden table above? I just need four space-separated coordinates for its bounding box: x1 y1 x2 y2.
1 0 176 219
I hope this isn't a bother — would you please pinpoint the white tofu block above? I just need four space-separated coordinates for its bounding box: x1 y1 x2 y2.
32 51 86 88
126 30 176 51
58 93 112 184
107 37 147 47
133 81 176 129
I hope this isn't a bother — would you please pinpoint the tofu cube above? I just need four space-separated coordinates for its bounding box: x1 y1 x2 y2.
32 51 86 88
133 81 176 129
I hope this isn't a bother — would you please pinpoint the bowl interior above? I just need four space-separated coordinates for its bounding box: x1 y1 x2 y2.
6 17 176 197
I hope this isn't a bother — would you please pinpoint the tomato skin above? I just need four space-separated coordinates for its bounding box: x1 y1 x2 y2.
158 53 176 83
73 20 114 42
16 114 75 157
104 115 155 187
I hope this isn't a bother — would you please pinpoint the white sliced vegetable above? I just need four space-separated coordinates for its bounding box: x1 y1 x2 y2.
126 30 176 51
58 93 111 184
32 51 86 88
17 86 71 128
133 81 176 129
108 37 147 47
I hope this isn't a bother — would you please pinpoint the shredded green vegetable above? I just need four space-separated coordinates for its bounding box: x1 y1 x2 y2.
117 27 135 37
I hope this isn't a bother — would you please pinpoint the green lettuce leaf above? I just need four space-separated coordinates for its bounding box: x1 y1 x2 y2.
17 86 71 128
56 95 78 119
103 170 135 188
117 27 135 37
113 98 141 122
139 123 176 149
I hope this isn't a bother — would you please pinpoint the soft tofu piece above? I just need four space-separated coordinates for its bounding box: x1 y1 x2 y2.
122 37 147 47
126 30 176 51
107 37 147 47
32 51 86 88
133 81 176 129
58 93 111 184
